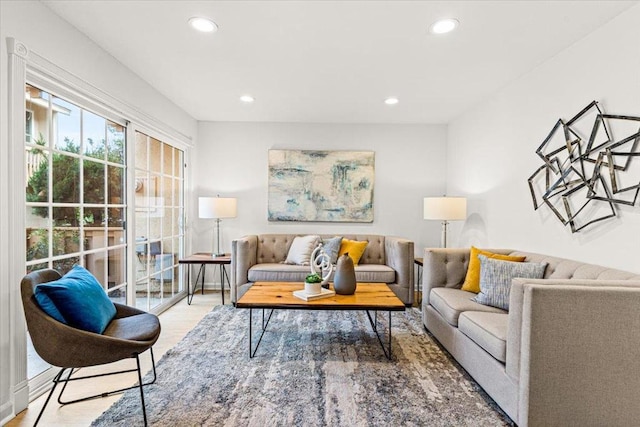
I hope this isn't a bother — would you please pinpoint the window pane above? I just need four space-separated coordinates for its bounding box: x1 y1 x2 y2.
163 143 173 175
83 110 106 160
53 256 80 275
108 286 126 305
162 176 173 207
107 247 125 288
26 228 48 262
149 137 161 173
26 84 50 148
108 207 125 228
84 159 105 204
84 252 106 286
51 154 79 203
52 228 80 256
27 262 49 274
52 97 80 154
135 132 148 170
108 165 124 204
174 147 182 178
84 226 106 251
107 122 125 165
26 148 48 203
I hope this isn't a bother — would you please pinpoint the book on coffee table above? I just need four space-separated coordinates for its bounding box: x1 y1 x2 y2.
293 288 336 301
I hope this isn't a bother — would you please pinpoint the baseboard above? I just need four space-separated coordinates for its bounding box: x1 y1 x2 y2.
202 282 228 291
0 401 14 426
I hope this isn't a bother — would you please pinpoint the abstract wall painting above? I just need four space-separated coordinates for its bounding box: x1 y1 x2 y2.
528 101 640 233
268 150 375 222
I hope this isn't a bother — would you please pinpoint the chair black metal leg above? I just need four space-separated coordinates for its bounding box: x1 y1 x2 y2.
33 368 65 427
53 348 157 406
135 353 148 426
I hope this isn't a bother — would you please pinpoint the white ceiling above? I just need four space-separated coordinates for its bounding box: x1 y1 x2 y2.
43 1 638 124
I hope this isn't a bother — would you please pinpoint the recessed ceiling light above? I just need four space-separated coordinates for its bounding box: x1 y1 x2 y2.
188 17 218 33
429 18 459 35
240 95 255 103
384 97 399 105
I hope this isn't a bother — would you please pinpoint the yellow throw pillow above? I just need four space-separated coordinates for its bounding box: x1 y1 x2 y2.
461 246 526 293
338 239 368 266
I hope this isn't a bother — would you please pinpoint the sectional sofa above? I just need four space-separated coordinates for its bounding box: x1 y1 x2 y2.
231 234 414 305
422 248 640 427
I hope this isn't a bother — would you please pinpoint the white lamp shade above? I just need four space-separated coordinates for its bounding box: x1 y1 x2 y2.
199 197 237 219
424 197 467 221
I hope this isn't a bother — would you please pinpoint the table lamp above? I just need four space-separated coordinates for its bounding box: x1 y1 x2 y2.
423 197 467 248
199 196 237 257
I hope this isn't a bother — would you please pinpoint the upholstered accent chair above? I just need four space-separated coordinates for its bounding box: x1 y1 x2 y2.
21 269 161 426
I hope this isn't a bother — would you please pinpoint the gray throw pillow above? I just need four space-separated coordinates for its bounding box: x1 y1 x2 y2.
472 255 547 310
322 236 342 264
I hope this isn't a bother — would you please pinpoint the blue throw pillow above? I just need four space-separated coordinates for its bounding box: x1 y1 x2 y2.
34 265 117 334
472 255 547 311
322 236 343 264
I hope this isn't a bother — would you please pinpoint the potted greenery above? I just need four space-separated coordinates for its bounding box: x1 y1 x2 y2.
304 273 323 295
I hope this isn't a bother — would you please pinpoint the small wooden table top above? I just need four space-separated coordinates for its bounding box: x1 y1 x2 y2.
178 253 231 264
236 282 406 311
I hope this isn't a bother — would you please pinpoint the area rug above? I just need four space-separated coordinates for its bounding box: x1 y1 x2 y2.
92 306 513 426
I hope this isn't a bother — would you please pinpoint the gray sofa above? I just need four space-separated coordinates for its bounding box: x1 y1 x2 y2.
422 248 640 427
231 234 414 305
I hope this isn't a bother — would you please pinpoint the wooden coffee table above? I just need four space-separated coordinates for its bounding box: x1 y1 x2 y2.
235 282 406 359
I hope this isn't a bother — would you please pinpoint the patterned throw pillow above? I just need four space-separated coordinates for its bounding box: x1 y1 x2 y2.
322 236 342 264
461 246 526 293
472 255 547 310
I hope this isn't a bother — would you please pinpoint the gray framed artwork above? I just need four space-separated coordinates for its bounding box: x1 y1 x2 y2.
268 149 375 222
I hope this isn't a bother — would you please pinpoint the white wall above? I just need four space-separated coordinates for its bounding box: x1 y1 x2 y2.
194 122 448 261
447 5 640 272
0 1 197 422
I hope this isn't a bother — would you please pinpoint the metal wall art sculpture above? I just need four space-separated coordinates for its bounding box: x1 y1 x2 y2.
528 101 640 232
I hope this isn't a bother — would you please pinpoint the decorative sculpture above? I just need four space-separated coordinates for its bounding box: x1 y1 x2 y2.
310 243 334 288
529 101 640 232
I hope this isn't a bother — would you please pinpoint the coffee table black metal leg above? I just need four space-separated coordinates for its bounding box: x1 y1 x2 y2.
249 308 275 358
366 310 393 360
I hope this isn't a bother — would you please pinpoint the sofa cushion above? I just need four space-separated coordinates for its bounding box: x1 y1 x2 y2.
458 311 508 362
352 264 396 283
473 255 547 310
248 263 396 283
249 264 310 282
461 246 526 293
284 235 320 265
430 287 506 327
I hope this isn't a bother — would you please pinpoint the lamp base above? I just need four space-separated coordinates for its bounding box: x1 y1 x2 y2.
212 252 226 258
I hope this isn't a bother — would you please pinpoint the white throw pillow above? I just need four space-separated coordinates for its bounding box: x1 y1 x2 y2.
285 235 320 265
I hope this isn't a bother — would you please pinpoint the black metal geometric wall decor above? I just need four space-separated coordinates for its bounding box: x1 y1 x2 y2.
529 101 640 232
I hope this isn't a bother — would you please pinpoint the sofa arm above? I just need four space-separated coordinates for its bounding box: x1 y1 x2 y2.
507 278 640 382
422 248 471 307
231 235 258 303
384 236 414 305
516 283 640 426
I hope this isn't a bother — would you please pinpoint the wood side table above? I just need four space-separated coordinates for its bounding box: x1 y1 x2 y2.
179 253 231 305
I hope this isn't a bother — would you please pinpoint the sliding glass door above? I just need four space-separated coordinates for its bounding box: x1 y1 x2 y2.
24 84 127 379
24 85 186 386
134 131 185 311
